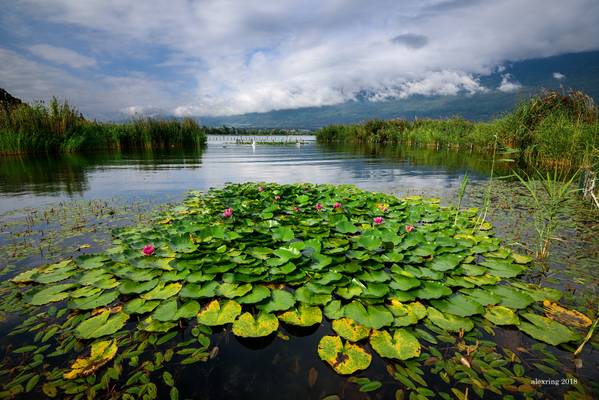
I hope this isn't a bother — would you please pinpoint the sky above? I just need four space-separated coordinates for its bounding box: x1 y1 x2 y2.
1 0 598 120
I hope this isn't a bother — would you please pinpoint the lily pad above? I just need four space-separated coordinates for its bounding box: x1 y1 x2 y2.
370 329 421 360
426 307 474 332
28 284 76 306
343 301 393 329
317 335 372 375
64 339 118 379
519 312 578 346
483 305 520 326
278 304 322 327
332 318 370 342
75 311 129 339
197 300 242 326
232 312 279 338
430 294 484 317
542 301 592 328
257 289 295 313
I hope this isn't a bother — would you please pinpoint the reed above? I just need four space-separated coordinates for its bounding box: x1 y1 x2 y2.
316 90 599 170
0 98 206 155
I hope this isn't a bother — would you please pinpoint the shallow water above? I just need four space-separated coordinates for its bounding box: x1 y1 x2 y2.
0 137 597 399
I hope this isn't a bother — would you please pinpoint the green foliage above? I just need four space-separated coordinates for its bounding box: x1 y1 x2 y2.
0 98 206 154
316 90 599 168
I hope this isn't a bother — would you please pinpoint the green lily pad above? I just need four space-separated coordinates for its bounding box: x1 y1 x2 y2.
487 286 535 309
217 282 253 298
430 254 463 271
179 282 219 299
232 312 279 337
409 281 452 300
430 294 484 317
68 291 119 310
141 282 182 300
197 300 242 326
153 299 178 322
257 289 295 313
28 284 76 306
237 285 271 304
426 307 474 332
317 335 372 375
518 313 578 346
332 318 370 342
124 298 159 314
75 311 129 339
370 329 421 360
343 301 393 329
480 259 526 278
278 304 322 327
295 286 332 305
484 306 520 326
118 279 159 295
336 220 359 234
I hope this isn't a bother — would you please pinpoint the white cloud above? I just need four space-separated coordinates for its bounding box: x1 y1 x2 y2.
553 72 566 80
3 0 599 117
498 74 522 93
27 44 96 68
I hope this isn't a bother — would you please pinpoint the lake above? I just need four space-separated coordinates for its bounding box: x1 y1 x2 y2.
0 136 597 399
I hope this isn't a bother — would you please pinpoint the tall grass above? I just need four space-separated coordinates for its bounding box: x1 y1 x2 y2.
0 98 206 155
316 90 599 168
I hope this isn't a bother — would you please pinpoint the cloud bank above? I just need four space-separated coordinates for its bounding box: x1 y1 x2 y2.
0 0 598 118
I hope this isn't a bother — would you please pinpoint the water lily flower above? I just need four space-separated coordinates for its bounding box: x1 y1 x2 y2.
333 202 341 209
223 208 234 218
315 203 323 211
294 207 301 212
142 244 155 256
373 216 384 225
274 195 281 200
406 224 414 232
258 186 264 192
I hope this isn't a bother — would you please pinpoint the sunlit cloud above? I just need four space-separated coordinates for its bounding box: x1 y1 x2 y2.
0 0 598 118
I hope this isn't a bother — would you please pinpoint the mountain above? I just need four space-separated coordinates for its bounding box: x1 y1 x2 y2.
0 88 23 110
200 51 599 129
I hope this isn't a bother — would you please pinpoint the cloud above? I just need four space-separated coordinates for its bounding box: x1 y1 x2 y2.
390 33 428 49
1 0 598 118
498 74 522 93
27 44 96 68
553 72 566 80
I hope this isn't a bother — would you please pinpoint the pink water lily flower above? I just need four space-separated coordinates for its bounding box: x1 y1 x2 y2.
373 216 384 225
274 195 281 201
258 186 264 192
142 244 155 256
315 203 323 211
294 207 301 212
405 224 415 232
223 208 234 218
333 202 341 209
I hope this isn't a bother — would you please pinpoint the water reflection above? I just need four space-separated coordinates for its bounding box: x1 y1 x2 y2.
0 138 502 214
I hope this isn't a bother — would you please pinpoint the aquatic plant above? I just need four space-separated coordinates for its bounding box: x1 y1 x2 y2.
513 168 580 259
0 183 592 398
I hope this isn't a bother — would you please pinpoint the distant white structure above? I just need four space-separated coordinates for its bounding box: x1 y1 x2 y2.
251 139 256 149
553 72 565 80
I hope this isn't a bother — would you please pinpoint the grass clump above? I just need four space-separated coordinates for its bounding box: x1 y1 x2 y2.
0 97 206 155
316 90 599 168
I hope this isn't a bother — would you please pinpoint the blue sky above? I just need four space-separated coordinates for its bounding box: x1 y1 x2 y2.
1 0 598 120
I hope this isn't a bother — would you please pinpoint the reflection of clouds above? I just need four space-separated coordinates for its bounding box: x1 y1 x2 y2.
1 143 488 213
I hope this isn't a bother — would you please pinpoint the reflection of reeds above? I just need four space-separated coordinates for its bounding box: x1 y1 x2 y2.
316 90 599 171
0 98 206 154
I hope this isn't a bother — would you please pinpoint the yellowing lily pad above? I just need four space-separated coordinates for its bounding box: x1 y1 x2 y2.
278 304 322 327
64 339 118 379
197 300 242 326
370 329 421 360
542 301 592 328
232 312 279 337
387 301 427 327
332 318 370 342
317 335 372 375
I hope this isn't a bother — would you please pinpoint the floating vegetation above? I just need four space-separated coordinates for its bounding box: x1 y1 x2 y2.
0 182 595 398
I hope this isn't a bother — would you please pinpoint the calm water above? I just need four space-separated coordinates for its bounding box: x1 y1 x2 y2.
0 137 495 214
1 137 597 399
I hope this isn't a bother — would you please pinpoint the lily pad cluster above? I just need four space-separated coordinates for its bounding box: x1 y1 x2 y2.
3 182 589 397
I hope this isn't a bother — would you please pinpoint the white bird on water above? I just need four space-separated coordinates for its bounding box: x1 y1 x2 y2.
251 139 256 149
